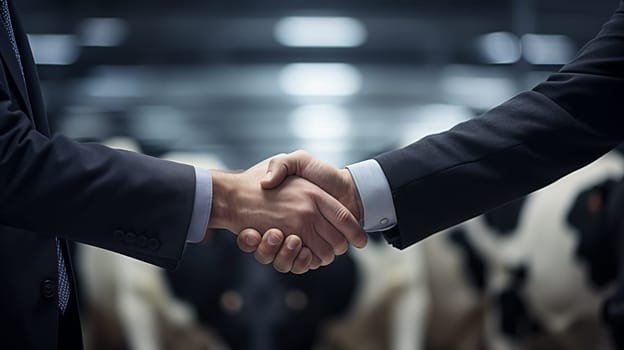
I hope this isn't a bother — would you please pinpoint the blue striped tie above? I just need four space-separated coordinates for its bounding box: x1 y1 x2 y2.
0 0 70 314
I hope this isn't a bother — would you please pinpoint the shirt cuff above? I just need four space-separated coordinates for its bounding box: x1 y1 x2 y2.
346 159 397 232
186 167 212 243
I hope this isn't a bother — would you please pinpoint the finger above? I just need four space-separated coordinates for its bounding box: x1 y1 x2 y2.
261 154 295 189
309 254 322 270
261 151 312 189
254 229 285 265
292 247 313 274
316 192 369 249
237 228 262 253
313 218 349 256
273 235 303 273
305 224 336 266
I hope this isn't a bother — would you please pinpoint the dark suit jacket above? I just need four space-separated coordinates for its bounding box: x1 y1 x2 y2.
0 2 197 348
378 1 624 249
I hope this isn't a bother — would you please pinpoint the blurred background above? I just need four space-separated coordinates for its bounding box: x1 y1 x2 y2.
18 0 617 167
16 0 624 349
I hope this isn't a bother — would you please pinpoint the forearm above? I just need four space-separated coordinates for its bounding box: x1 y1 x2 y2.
376 2 624 248
0 111 195 267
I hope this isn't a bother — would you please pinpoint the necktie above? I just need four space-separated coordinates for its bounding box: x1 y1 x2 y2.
0 0 70 314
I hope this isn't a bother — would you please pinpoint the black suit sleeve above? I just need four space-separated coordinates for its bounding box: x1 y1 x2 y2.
376 1 624 249
0 84 196 269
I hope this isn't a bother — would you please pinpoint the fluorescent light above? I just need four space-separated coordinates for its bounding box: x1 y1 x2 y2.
27 34 80 65
79 17 128 47
290 104 351 139
477 32 521 64
441 72 516 110
274 16 367 47
522 34 575 65
59 108 112 139
129 106 187 143
83 74 144 98
400 104 473 146
279 63 362 96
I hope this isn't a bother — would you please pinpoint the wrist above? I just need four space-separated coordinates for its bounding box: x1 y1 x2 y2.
208 170 237 230
340 168 364 223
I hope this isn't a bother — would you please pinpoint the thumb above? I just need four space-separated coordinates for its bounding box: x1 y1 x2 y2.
261 152 303 189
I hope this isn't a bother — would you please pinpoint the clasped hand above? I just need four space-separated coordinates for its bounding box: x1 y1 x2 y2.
208 151 367 274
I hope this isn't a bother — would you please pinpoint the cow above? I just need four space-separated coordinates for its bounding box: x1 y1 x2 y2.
75 138 229 350
430 151 624 350
325 151 624 350
75 138 624 350
77 139 358 350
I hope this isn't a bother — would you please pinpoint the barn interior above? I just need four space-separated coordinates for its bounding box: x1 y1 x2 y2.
16 0 624 349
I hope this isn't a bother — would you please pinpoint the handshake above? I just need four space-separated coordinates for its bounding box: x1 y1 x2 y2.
208 150 368 274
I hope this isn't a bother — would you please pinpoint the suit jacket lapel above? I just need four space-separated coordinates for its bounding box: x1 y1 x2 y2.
0 3 33 122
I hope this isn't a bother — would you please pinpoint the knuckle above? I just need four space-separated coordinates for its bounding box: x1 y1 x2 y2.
292 265 308 275
335 241 349 255
255 249 275 264
334 206 352 224
273 262 289 274
256 255 272 265
292 149 306 157
320 250 335 265
300 207 317 221
324 254 335 266
293 262 306 274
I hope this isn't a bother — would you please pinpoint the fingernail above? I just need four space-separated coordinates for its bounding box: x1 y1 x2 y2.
246 236 259 246
263 171 273 181
286 238 298 250
357 235 368 248
268 233 280 246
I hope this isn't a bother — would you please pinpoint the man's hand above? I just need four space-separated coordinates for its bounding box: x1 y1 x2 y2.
263 151 364 220
237 228 316 274
209 158 367 266
237 151 368 272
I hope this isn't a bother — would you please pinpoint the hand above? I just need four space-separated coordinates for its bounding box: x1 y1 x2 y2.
237 151 367 272
237 228 316 274
263 151 364 221
209 158 367 266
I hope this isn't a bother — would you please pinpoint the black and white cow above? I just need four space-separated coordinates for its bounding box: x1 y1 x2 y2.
76 139 624 350
420 151 624 350
328 151 624 350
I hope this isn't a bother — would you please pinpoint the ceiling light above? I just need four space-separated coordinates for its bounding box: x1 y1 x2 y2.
522 34 575 65
290 104 351 139
27 34 80 65
400 104 473 146
78 17 128 47
477 32 521 64
274 17 367 48
279 63 362 96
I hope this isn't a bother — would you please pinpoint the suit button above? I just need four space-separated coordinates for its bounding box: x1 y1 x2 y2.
147 238 161 251
113 230 124 241
137 235 148 248
125 232 137 244
40 280 56 299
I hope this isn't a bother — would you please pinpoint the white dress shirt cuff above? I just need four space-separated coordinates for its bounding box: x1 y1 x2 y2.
346 159 397 232
186 167 212 243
